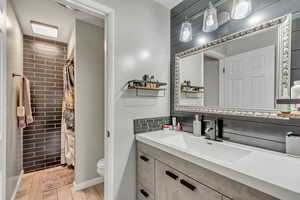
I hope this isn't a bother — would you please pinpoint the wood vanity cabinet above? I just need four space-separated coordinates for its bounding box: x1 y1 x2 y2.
137 184 155 200
137 151 155 199
137 151 155 192
156 161 222 200
137 149 225 200
137 141 278 200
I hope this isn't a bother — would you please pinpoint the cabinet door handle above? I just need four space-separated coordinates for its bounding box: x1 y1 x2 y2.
139 155 149 162
165 170 178 180
180 179 196 191
140 189 149 198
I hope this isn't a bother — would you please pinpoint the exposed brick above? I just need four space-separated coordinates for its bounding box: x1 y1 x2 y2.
23 35 66 173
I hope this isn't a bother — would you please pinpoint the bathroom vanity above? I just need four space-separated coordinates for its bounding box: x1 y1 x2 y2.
133 11 300 200
135 130 300 200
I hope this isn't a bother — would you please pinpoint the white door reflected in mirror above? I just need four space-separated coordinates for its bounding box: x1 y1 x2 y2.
179 26 278 110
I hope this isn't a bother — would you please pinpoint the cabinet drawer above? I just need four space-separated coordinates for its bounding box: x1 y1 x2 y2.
137 184 154 200
137 151 155 192
156 161 222 200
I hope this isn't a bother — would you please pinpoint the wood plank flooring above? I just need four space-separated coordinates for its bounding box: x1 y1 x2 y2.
15 167 104 200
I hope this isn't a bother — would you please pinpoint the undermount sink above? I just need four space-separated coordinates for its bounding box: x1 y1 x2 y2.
157 134 251 163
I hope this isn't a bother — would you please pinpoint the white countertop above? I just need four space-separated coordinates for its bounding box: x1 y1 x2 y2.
136 130 300 200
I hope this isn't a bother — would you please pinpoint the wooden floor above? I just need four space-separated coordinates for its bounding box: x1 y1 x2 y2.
15 167 104 200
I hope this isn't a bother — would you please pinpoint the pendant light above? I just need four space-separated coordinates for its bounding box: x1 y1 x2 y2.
202 1 218 33
179 17 192 42
231 0 252 20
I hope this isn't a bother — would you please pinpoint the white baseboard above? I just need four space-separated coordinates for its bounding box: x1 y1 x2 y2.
74 176 104 191
10 170 24 200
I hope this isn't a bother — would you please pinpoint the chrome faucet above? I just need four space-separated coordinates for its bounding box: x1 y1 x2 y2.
204 120 216 140
204 120 222 142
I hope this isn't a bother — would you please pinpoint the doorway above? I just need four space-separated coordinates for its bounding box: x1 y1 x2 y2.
1 0 115 199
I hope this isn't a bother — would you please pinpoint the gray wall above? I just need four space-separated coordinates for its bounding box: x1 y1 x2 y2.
75 20 105 184
291 18 300 86
171 0 300 152
6 1 23 199
91 1 170 200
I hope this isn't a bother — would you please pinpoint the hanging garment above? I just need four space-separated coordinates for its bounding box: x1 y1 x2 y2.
61 59 75 166
18 77 33 129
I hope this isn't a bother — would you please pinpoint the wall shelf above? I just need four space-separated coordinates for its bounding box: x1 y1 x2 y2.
181 85 204 90
181 90 203 98
181 90 203 94
128 86 166 91
128 86 166 97
128 80 167 87
127 78 167 97
277 99 300 104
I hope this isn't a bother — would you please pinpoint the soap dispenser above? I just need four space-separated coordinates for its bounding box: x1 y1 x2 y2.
193 115 201 137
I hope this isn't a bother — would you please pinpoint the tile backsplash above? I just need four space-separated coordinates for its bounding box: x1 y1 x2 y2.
134 116 170 134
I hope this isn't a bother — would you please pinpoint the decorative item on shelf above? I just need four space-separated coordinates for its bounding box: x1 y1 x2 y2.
181 80 204 94
203 1 218 32
179 16 192 42
181 81 204 98
127 74 167 97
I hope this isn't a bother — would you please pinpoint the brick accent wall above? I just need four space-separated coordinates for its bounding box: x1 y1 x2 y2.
23 35 67 172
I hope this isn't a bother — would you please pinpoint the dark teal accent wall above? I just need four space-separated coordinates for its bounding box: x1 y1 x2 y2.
170 0 300 152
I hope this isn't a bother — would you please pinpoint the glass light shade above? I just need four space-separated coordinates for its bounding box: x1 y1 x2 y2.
202 2 218 33
231 0 252 20
179 20 192 42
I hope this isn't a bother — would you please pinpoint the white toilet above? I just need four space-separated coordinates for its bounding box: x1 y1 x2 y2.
97 159 105 177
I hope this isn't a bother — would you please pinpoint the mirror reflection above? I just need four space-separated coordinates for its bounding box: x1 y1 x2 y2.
179 26 278 110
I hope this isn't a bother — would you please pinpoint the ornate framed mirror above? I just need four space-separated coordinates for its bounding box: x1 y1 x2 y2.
174 14 292 119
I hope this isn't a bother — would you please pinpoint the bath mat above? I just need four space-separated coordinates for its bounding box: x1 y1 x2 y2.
41 166 74 192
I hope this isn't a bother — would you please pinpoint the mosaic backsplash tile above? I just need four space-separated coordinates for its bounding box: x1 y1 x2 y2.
134 116 170 134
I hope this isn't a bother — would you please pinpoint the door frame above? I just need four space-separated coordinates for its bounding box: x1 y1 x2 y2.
0 1 7 199
62 0 116 199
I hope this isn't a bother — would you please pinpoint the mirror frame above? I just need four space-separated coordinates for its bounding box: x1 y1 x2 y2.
174 14 292 119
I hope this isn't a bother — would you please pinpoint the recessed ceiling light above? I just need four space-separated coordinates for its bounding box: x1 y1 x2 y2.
30 21 58 38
